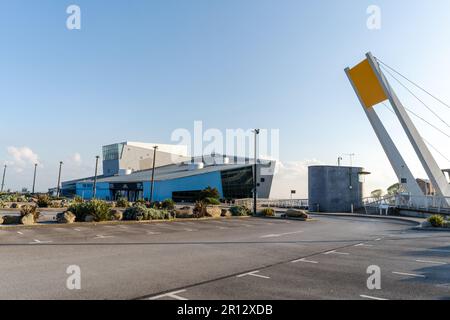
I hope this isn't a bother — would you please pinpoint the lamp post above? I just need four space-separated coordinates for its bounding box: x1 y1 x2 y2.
1 165 6 193
253 129 260 216
32 163 38 194
149 146 158 204
92 156 100 199
56 161 63 197
344 153 355 167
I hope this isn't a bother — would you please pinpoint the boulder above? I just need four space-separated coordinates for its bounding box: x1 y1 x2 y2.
3 215 21 225
221 208 232 217
285 209 309 220
175 206 193 218
204 205 222 218
110 209 123 221
84 215 95 223
56 211 76 224
21 213 36 225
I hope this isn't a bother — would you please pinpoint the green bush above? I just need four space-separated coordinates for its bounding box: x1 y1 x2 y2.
36 194 51 208
203 197 221 205
428 215 445 228
161 199 175 210
20 205 40 221
261 208 275 217
199 187 220 200
68 199 112 222
116 198 130 208
0 201 6 209
230 205 252 216
123 204 171 221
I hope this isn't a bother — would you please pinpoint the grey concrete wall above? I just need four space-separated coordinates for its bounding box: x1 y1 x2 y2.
308 166 364 213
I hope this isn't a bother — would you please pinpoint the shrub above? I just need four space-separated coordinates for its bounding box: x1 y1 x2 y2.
20 205 40 221
193 200 207 217
73 196 84 203
161 199 175 210
203 197 221 205
261 208 275 217
199 187 220 200
230 205 252 217
428 215 445 228
36 195 51 208
0 201 6 209
116 198 130 208
123 204 147 221
69 199 112 222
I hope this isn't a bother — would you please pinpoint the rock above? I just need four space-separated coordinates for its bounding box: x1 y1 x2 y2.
3 215 21 225
84 215 95 223
110 209 123 221
10 203 19 209
204 205 222 218
286 209 309 220
21 213 36 225
175 206 193 218
57 211 76 224
221 208 231 217
0 216 3 225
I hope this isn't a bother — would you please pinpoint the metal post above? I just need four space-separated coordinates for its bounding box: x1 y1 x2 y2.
92 156 99 199
56 161 63 198
32 163 38 194
149 146 158 203
253 129 260 216
1 165 6 193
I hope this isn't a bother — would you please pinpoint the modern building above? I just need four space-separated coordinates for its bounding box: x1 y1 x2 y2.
308 165 370 213
60 142 275 202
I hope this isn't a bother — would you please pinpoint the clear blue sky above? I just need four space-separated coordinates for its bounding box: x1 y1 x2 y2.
1 0 450 196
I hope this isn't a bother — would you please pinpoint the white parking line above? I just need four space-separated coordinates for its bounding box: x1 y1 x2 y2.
415 259 446 265
148 290 188 300
237 270 270 279
354 243 373 247
29 239 53 245
360 295 388 301
73 228 82 232
17 231 24 235
147 231 162 235
392 271 426 278
374 238 383 241
323 250 349 255
260 231 303 238
94 235 114 239
183 228 197 232
291 258 318 264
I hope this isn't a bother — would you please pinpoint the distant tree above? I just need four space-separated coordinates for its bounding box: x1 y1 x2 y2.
199 186 220 200
387 183 401 196
370 189 383 199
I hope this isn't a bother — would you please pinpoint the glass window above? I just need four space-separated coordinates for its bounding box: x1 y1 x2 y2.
221 166 253 200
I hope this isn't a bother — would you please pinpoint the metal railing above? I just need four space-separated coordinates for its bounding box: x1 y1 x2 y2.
234 198 309 210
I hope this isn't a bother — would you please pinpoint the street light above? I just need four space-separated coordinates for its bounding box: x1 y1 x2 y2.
1 165 6 193
337 156 343 167
56 161 63 197
149 146 158 204
32 163 38 194
92 156 100 199
253 129 260 216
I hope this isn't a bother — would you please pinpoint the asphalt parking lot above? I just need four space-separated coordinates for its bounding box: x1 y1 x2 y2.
0 215 449 300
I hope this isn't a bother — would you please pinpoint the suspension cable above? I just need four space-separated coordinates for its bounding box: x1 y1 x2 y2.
382 103 450 162
375 57 450 111
380 65 450 129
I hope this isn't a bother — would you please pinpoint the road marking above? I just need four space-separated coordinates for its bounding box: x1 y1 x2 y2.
360 295 388 301
218 226 228 230
29 239 53 244
73 228 82 231
147 231 162 235
392 271 425 278
415 259 446 265
291 258 318 264
183 228 197 232
354 243 373 247
148 290 188 301
237 270 270 279
17 231 24 235
260 231 303 238
323 250 349 255
374 238 383 241
94 235 114 239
